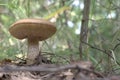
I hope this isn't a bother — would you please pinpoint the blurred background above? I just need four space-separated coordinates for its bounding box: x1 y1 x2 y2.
0 0 120 73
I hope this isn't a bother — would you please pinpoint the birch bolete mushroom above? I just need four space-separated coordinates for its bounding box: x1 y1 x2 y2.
9 19 56 65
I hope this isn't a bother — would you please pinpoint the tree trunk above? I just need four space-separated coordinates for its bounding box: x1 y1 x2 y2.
79 0 91 60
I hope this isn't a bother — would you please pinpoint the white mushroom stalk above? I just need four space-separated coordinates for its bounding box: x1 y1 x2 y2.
27 37 41 64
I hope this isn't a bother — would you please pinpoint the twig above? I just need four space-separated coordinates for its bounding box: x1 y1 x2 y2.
113 38 120 51
117 38 120 41
81 41 120 66
41 73 55 79
0 64 104 78
113 43 120 51
81 41 105 53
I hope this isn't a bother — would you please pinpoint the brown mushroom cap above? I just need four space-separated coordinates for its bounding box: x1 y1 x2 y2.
9 19 56 41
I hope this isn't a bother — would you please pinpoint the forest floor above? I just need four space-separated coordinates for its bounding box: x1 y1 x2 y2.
0 59 119 80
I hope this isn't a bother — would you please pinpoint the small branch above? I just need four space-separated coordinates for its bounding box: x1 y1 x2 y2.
0 64 103 78
82 41 120 66
113 43 120 51
117 38 120 41
112 38 120 51
81 41 110 57
81 41 105 53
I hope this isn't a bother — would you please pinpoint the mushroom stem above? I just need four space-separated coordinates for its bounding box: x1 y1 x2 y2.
27 38 41 65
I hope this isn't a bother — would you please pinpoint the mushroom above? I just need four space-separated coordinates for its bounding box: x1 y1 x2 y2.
9 19 56 65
